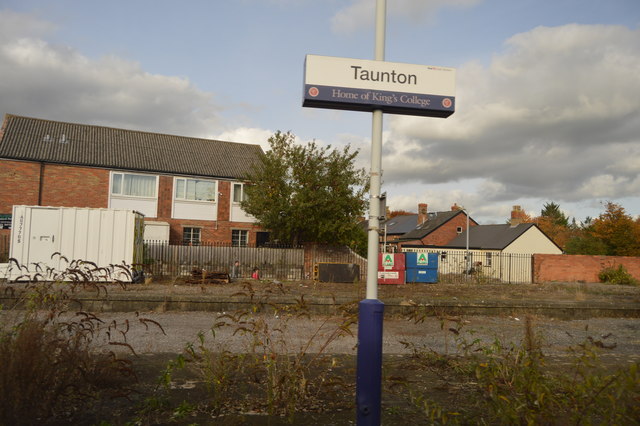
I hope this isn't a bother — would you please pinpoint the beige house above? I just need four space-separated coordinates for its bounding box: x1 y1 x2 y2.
403 223 562 283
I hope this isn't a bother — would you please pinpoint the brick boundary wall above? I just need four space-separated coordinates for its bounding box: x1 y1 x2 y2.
533 254 640 283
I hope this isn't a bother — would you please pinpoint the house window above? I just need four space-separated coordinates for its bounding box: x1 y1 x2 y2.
233 183 246 203
485 252 493 267
111 172 156 197
183 227 201 245
440 251 447 261
175 178 216 202
232 230 248 247
456 226 463 233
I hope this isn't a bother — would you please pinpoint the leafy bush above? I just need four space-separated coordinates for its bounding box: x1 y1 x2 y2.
598 264 639 286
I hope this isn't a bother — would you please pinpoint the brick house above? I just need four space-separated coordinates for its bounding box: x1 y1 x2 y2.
397 203 478 248
0 114 266 246
404 223 562 283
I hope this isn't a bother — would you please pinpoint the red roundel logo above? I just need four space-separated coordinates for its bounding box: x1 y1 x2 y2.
308 87 319 97
442 98 452 108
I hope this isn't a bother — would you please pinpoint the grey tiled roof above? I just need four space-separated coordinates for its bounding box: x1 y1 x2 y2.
0 114 264 179
382 214 419 235
445 223 536 250
399 210 465 241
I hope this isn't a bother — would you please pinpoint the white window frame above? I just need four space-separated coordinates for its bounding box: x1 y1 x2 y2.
232 183 246 204
232 229 249 247
110 171 158 198
174 177 217 203
183 227 202 245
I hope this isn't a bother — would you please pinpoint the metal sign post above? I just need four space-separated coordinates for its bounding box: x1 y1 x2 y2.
355 2 386 424
302 1 455 422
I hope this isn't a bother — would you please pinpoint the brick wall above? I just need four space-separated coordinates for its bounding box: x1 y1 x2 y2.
157 175 173 218
217 181 231 221
0 160 109 213
420 213 474 246
0 160 42 213
0 159 262 246
160 217 262 245
533 254 640 283
41 164 109 207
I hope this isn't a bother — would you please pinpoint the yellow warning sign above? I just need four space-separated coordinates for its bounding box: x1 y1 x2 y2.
417 253 428 265
382 254 394 267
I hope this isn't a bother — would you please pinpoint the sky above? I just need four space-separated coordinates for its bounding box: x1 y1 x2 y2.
1 0 639 225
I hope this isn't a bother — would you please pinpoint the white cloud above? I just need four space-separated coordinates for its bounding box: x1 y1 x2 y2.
0 10 222 138
214 127 274 151
383 24 640 206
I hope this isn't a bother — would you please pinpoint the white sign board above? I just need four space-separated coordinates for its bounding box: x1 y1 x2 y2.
303 55 455 118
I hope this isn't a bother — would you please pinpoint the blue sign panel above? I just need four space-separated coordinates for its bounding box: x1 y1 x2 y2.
303 84 455 118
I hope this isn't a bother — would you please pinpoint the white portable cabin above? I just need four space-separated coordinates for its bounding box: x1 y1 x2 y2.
9 206 144 282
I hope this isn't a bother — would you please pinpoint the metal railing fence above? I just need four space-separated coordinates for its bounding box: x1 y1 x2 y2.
402 248 533 284
144 241 533 284
143 240 305 280
1 235 534 284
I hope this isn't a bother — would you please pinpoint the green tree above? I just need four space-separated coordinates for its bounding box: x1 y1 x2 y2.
565 203 640 256
540 202 569 227
242 131 368 246
591 202 640 256
564 231 608 255
536 202 571 249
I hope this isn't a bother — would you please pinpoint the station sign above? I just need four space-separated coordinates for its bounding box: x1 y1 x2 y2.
303 55 455 118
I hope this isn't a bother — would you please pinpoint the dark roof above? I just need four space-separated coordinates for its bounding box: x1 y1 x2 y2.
444 223 537 250
382 214 418 235
399 210 470 241
0 114 264 180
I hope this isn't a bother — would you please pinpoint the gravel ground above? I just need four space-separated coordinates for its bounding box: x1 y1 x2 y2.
3 309 638 359
18 310 632 362
2 279 639 361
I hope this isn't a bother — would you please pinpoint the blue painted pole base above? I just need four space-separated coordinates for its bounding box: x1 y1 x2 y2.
356 299 385 425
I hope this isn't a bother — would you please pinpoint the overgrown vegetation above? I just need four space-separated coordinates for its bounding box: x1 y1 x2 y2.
143 281 358 423
0 257 157 425
2 262 638 424
393 314 640 425
598 264 639 286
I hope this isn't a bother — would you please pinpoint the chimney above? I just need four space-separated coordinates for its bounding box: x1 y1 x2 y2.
451 203 462 211
510 205 525 226
418 203 428 225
